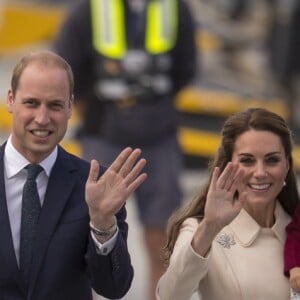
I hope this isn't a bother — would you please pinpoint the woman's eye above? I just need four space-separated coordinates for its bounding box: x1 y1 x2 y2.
239 157 253 165
266 156 280 164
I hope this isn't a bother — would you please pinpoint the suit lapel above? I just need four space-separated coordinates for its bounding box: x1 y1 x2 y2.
0 144 24 290
28 148 79 295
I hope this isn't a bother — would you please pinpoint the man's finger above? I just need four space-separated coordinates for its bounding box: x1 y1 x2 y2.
88 159 99 182
119 148 142 177
124 158 147 185
127 173 148 194
108 147 133 173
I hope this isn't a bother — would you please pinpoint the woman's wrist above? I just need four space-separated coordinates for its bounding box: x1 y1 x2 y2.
191 218 222 257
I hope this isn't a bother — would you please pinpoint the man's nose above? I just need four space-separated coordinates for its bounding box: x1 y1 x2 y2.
35 106 50 125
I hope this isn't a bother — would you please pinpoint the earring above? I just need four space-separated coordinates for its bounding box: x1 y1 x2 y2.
283 181 286 187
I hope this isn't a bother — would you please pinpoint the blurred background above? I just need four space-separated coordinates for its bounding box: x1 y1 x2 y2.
1 0 300 169
1 0 300 299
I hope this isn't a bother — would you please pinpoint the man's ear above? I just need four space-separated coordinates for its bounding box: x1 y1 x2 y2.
6 89 14 113
68 95 74 119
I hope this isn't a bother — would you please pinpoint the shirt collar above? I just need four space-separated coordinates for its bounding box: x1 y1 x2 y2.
228 202 291 247
4 135 58 178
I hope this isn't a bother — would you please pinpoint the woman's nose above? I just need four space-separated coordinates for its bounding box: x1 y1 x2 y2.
254 163 267 177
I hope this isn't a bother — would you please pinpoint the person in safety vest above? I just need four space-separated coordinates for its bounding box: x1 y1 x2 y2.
53 0 197 299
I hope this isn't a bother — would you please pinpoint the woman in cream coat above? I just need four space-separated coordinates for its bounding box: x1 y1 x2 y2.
156 108 300 300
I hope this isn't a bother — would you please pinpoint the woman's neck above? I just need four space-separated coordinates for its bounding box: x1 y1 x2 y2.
244 201 276 227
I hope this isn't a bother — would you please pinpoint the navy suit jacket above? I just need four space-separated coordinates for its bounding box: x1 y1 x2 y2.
0 144 133 300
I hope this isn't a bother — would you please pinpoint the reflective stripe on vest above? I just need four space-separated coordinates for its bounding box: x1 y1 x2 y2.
90 0 178 59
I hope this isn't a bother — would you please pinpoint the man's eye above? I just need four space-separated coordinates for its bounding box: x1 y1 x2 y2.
24 100 36 106
50 103 64 110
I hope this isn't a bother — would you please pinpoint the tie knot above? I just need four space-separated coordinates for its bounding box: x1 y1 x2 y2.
26 164 43 180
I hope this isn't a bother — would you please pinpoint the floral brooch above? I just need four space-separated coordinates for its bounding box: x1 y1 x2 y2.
215 233 236 249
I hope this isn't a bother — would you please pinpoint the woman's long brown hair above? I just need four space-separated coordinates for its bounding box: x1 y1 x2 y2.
163 108 300 264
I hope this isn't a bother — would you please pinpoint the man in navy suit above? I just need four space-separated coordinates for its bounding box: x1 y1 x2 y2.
0 50 147 299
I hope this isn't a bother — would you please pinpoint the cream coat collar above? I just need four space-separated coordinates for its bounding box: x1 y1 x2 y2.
228 202 290 247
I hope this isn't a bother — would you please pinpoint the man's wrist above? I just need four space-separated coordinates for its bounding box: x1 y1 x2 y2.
89 216 117 237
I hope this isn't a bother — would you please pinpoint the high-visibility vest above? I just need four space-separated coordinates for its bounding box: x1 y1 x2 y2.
90 0 178 59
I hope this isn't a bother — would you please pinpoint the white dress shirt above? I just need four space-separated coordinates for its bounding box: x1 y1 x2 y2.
4 136 117 264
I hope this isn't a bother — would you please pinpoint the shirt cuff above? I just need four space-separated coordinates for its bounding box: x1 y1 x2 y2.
91 227 119 256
